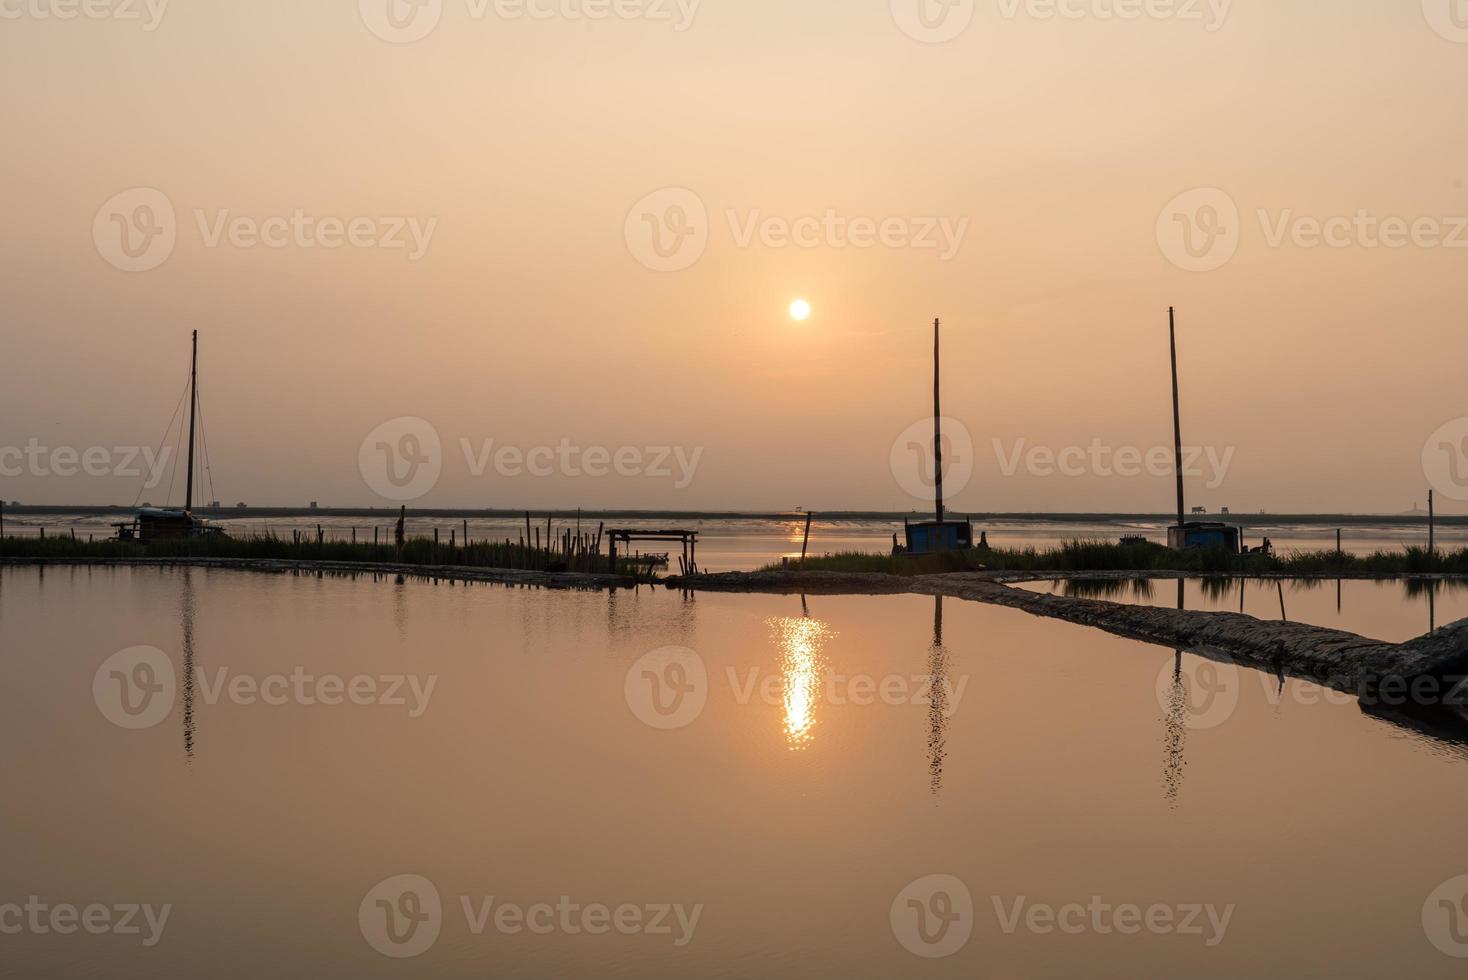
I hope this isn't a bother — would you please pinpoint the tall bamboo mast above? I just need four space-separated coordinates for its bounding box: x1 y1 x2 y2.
1169 308 1185 527
185 330 198 514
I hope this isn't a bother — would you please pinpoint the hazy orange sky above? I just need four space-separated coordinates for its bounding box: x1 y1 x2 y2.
3 0 1466 513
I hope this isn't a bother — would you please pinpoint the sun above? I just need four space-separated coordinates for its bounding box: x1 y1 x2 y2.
789 299 811 321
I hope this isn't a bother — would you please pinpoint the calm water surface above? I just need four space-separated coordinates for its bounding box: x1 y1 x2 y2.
3 566 1468 978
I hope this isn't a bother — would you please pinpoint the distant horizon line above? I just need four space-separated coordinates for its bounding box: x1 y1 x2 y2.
2 504 1462 525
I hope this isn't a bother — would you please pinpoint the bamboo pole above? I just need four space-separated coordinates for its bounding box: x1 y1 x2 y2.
1429 489 1436 555
1169 306 1186 530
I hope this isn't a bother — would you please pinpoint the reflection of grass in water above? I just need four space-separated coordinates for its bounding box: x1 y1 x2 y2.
762 541 1468 576
0 532 612 574
1404 578 1468 598
1198 577 1237 601
1061 578 1132 600
1058 578 1158 602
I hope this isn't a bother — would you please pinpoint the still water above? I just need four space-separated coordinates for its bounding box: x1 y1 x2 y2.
3 566 1468 978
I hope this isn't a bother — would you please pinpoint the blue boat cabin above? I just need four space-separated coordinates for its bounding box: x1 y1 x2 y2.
903 519 975 555
1166 521 1241 552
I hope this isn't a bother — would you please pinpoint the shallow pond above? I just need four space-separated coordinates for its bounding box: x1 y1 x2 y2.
3 565 1468 978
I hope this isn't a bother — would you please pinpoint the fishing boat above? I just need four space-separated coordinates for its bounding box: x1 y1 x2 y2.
896 318 976 556
114 331 225 543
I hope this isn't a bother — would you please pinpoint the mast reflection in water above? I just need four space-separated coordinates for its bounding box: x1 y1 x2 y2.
927 595 949 796
181 568 197 764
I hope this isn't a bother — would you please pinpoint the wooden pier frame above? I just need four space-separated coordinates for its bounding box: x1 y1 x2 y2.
606 528 699 576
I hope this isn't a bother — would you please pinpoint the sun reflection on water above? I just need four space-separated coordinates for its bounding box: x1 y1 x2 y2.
767 615 835 749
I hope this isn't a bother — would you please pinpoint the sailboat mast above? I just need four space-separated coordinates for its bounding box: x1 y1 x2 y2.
933 317 945 526
185 329 198 514
1168 307 1185 527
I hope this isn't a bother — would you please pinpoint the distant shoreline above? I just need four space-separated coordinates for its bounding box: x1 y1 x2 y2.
2 505 1464 527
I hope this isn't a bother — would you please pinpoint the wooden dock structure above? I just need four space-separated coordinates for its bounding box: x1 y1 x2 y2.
606 528 700 575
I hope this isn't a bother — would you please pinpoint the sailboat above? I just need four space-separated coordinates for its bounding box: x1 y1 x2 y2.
1164 308 1240 552
115 331 224 542
898 318 976 555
